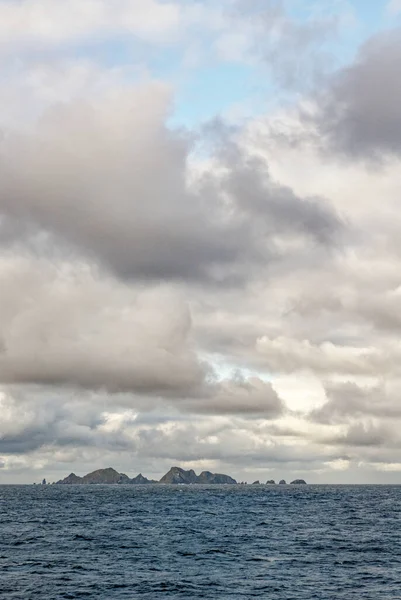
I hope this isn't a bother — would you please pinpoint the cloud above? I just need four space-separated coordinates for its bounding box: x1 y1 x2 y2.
387 0 401 16
307 27 401 160
1 2 401 484
0 389 134 454
324 422 395 448
0 257 206 396
310 381 401 424
0 385 283 461
213 0 341 91
184 376 284 417
256 336 388 376
0 0 184 46
0 83 342 286
0 254 286 421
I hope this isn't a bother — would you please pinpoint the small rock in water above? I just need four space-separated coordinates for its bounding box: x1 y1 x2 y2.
279 480 286 485
290 479 307 485
266 480 275 485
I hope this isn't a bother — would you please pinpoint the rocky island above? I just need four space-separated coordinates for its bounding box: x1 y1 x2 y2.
55 466 306 486
56 466 237 485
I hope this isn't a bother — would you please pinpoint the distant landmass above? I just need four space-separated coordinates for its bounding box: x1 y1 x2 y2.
54 466 306 485
56 466 236 485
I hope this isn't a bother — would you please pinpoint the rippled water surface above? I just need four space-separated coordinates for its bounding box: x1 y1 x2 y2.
1 484 400 599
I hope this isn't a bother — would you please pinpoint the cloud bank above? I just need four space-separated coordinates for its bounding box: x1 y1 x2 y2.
1 1 401 483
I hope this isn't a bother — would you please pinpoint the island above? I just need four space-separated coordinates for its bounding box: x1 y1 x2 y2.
54 467 307 486
56 466 237 485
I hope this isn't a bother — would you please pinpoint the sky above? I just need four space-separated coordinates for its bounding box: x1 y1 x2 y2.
1 0 401 484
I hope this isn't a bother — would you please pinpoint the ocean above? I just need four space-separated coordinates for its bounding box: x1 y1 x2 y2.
1 484 400 599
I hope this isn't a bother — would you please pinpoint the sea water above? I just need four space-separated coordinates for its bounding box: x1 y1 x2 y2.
1 484 400 599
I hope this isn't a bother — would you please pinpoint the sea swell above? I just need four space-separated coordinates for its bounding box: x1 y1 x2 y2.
1 484 400 599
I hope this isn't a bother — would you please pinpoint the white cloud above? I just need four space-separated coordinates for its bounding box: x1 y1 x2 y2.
256 336 393 376
0 0 183 45
387 0 401 15
324 458 350 471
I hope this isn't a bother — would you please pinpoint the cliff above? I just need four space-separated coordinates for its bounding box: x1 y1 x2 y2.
196 471 236 485
56 468 154 485
56 472 83 484
81 468 127 484
159 467 236 485
55 468 305 486
130 473 155 484
159 467 198 484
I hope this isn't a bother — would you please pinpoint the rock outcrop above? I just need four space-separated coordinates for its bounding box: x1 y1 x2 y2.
265 480 275 484
290 479 307 485
56 468 128 485
279 479 287 485
196 471 236 485
252 480 260 485
159 467 236 485
57 472 83 484
130 473 155 484
159 467 198 484
82 468 126 484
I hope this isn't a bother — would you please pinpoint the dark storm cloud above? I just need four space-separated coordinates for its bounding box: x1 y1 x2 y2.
309 27 401 160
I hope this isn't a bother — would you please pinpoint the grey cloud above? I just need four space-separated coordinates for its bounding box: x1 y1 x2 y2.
309 27 401 160
224 0 339 91
222 151 342 246
0 85 342 286
2 384 400 482
0 5 401 486
324 423 393 448
0 396 132 455
131 420 337 467
310 381 401 424
0 254 288 412
264 14 338 91
0 385 279 460
256 335 388 376
0 259 208 396
184 377 284 417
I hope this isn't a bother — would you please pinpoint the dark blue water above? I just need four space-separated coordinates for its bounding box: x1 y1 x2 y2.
1 485 400 599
